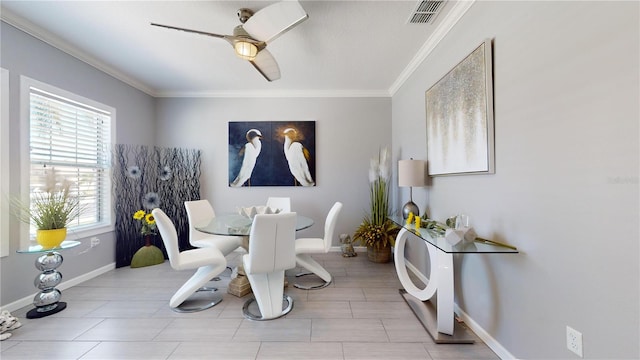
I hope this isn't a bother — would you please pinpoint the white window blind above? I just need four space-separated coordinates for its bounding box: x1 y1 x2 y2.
29 86 112 232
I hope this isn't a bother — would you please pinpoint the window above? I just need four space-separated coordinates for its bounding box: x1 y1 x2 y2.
21 76 114 242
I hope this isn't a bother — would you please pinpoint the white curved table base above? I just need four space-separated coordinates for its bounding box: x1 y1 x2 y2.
394 227 475 344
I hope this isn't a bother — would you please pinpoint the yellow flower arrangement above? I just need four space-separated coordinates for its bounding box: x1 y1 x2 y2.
133 210 157 236
419 213 517 250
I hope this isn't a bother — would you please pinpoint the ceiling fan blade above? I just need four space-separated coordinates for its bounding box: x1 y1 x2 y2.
151 23 234 42
243 0 308 43
249 49 281 82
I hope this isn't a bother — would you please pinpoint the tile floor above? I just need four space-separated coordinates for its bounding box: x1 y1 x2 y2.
0 251 499 359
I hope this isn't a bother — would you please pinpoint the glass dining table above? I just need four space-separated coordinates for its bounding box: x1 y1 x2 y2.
195 212 314 297
196 213 314 238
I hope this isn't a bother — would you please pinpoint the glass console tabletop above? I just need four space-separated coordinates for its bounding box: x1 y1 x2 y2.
196 213 314 236
389 215 518 254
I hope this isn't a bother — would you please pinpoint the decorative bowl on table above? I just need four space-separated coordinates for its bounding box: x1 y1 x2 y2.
237 206 282 220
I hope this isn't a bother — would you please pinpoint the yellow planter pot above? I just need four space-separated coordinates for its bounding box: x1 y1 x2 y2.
36 228 67 249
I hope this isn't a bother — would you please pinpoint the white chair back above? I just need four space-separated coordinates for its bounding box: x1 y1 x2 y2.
245 212 297 274
152 208 180 268
184 200 215 245
266 197 291 213
322 202 343 252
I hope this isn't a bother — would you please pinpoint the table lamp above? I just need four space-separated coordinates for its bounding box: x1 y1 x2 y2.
398 159 426 219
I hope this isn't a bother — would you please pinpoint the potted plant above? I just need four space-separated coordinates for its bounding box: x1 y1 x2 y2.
11 168 82 249
353 146 399 263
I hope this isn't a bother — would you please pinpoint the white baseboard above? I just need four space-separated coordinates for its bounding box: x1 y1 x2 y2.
403 259 516 360
453 305 518 359
0 262 116 313
329 245 367 253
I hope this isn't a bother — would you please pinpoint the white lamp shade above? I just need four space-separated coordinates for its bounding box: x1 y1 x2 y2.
398 159 426 187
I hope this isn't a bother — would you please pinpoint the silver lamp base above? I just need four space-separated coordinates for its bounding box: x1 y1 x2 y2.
402 201 419 219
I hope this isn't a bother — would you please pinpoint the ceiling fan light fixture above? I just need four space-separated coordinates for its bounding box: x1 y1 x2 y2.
151 0 308 81
234 41 258 60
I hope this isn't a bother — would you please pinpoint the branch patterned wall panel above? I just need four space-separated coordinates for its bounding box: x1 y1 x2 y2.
113 144 201 267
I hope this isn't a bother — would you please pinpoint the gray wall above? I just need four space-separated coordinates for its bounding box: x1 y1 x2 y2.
0 22 156 306
155 97 391 241
392 1 639 359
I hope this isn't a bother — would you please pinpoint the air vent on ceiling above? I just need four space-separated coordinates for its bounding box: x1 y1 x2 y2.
409 0 446 24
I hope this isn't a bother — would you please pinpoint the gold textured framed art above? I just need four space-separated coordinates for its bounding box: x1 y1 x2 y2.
425 39 495 176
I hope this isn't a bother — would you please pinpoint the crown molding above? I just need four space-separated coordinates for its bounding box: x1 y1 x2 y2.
388 0 475 96
154 89 391 98
1 7 158 97
2 1 474 99
1 7 389 99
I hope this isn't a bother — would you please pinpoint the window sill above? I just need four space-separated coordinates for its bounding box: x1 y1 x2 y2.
66 224 115 241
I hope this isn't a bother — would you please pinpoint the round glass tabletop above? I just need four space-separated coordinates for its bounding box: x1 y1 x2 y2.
196 213 314 236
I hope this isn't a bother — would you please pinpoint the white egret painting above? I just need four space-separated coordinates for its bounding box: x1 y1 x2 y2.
426 39 494 176
229 121 316 187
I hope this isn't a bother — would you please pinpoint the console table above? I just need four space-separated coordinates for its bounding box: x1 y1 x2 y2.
389 216 518 344
17 240 81 319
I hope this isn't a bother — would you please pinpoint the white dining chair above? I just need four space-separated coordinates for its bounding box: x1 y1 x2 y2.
152 208 227 312
242 212 297 320
266 197 291 213
294 202 343 290
185 199 242 256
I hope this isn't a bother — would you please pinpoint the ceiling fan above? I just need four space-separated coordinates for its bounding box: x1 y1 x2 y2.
151 0 308 82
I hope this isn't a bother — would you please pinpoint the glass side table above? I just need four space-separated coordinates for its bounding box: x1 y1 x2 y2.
17 240 81 319
389 216 518 344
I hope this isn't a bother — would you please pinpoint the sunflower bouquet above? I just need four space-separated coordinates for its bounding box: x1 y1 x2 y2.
130 209 163 268
132 210 157 236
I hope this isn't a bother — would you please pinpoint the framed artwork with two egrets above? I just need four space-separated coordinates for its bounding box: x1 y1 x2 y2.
426 39 495 176
228 121 316 187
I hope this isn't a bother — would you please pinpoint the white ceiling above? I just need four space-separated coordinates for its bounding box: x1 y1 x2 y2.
1 1 468 97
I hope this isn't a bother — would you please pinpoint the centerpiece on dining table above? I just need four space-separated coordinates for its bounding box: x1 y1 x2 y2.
237 206 282 220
